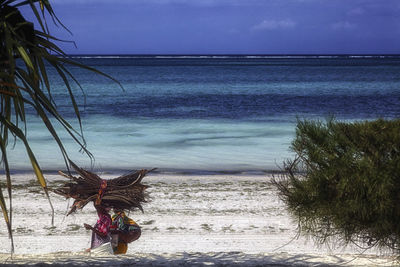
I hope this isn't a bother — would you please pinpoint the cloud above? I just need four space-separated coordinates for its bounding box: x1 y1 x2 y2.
347 7 365 16
252 19 296 31
331 21 357 30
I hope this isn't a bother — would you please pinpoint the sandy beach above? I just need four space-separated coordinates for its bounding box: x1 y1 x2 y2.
0 173 396 266
1 0 399 266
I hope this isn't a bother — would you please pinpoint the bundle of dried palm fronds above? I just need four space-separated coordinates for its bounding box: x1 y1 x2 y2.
52 161 154 215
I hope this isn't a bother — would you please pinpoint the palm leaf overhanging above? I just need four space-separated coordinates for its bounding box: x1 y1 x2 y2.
53 161 154 215
0 0 122 252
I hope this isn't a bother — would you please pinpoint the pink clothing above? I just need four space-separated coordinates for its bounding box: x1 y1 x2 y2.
91 211 112 249
96 212 112 235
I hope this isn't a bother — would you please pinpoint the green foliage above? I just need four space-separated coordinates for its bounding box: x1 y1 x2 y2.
0 0 121 252
274 118 400 253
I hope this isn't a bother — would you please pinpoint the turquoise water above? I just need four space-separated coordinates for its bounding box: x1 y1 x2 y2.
7 56 400 173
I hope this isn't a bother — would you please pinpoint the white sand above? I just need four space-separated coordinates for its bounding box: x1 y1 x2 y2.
0 173 396 266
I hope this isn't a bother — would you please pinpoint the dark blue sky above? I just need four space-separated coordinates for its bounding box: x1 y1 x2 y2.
26 0 400 54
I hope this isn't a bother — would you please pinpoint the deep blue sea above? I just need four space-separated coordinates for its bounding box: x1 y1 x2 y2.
9 55 400 173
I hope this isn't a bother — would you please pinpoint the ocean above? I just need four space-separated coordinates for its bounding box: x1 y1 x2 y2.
8 55 400 174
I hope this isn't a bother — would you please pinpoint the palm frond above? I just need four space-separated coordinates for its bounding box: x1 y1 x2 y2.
0 0 122 251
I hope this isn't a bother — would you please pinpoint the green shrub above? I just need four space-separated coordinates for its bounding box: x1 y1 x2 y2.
274 118 400 252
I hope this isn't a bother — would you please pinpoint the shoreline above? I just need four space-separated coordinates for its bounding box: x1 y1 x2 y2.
0 168 285 176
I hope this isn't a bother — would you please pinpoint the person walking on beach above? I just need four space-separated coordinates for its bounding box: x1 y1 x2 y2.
84 204 113 254
110 208 141 254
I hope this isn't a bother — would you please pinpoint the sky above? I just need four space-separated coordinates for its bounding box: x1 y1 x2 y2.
24 0 400 55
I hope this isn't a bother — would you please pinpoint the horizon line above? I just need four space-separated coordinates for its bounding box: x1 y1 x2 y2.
66 53 400 56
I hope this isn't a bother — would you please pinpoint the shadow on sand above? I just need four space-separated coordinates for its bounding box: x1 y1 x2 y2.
0 251 395 266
